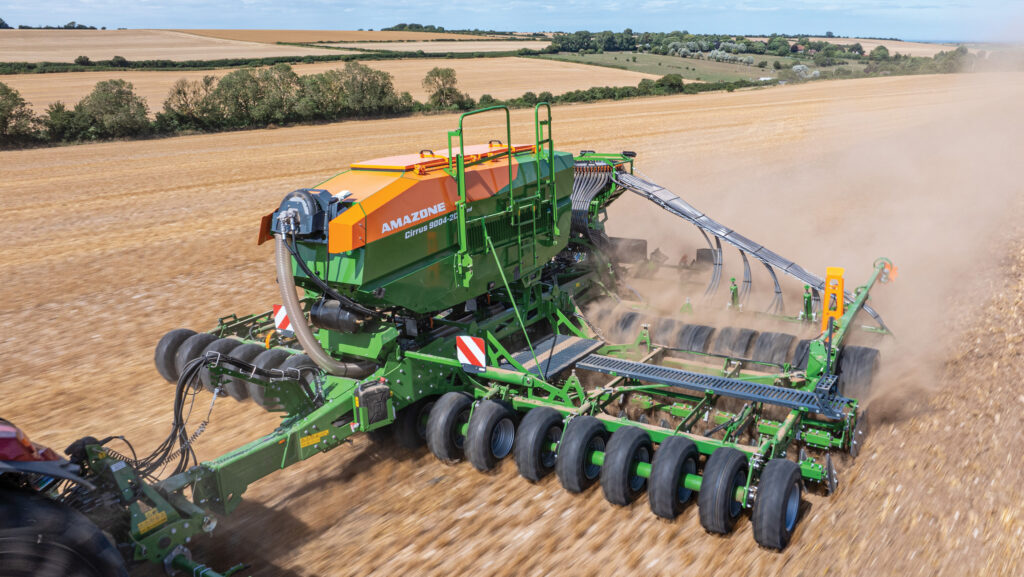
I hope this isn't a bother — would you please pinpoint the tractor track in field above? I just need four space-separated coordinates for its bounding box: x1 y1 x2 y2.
2 73 1023 576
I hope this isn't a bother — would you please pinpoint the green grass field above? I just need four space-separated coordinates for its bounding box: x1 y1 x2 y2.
537 52 866 82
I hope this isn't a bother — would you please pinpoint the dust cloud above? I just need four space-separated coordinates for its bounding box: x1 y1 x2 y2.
603 73 1024 411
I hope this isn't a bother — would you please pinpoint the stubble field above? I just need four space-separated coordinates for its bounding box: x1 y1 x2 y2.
2 73 1023 576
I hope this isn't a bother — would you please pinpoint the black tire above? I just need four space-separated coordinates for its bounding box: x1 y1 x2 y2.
221 343 264 402
154 328 196 383
792 339 811 370
752 459 803 550
174 332 218 381
837 346 880 400
514 407 564 482
648 436 699 519
711 327 757 358
273 354 320 411
600 426 653 506
675 324 715 353
393 397 437 449
247 348 290 407
426 392 473 464
698 447 749 534
466 400 518 472
0 491 129 577
616 312 642 336
653 320 680 345
198 338 242 392
749 332 797 365
555 416 608 494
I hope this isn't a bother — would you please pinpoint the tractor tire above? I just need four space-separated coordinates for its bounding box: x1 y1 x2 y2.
555 416 608 494
711 327 757 358
792 339 811 370
600 426 653 506
393 397 436 450
466 400 517 472
653 319 680 346
174 332 218 381
749 332 797 366
198 338 242 392
247 348 290 408
698 447 749 534
154 328 196 383
837 346 880 400
221 343 265 402
514 407 564 482
0 490 129 577
752 459 803 550
648 436 699 519
426 392 473 464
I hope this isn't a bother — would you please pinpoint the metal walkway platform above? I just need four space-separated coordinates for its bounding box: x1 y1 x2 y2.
501 335 603 380
576 354 850 418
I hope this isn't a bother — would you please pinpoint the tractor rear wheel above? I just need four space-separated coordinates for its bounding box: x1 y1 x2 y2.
247 348 290 407
466 400 517 472
752 459 803 550
601 426 653 506
514 407 564 482
0 490 128 577
698 447 748 534
648 436 699 519
555 416 608 494
426 392 473 464
154 328 196 383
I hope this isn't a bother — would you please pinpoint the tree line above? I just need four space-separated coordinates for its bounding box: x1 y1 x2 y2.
0 62 764 149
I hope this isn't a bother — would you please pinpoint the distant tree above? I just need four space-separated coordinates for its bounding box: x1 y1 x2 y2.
162 75 219 127
110 55 128 67
296 69 346 120
655 73 685 93
0 82 41 144
757 60 768 68
422 67 472 109
848 42 864 55
74 55 92 66
0 18 12 29
73 79 149 139
773 60 782 70
869 45 890 60
825 31 835 38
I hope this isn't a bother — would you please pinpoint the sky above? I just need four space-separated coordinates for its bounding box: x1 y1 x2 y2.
1 0 1022 42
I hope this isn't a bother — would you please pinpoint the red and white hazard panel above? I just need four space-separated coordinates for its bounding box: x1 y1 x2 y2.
456 335 486 373
273 304 294 336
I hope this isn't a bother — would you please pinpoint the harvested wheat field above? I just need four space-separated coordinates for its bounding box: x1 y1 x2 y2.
748 36 959 57
3 73 1024 576
0 57 658 113
175 29 497 43
320 40 552 52
0 29 343 63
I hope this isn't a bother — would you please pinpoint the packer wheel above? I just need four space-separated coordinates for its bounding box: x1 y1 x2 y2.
198 338 242 392
393 397 437 449
711 327 757 358
426 392 473 464
752 459 803 550
749 332 797 365
514 407 564 482
466 400 517 472
154 328 196 383
220 343 265 401
837 346 880 400
273 354 319 411
555 416 608 494
247 348 290 407
792 339 811 370
698 447 748 534
174 332 218 380
648 436 699 519
600 426 653 506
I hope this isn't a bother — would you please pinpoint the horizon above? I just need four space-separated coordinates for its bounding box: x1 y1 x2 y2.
1 1 1022 44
